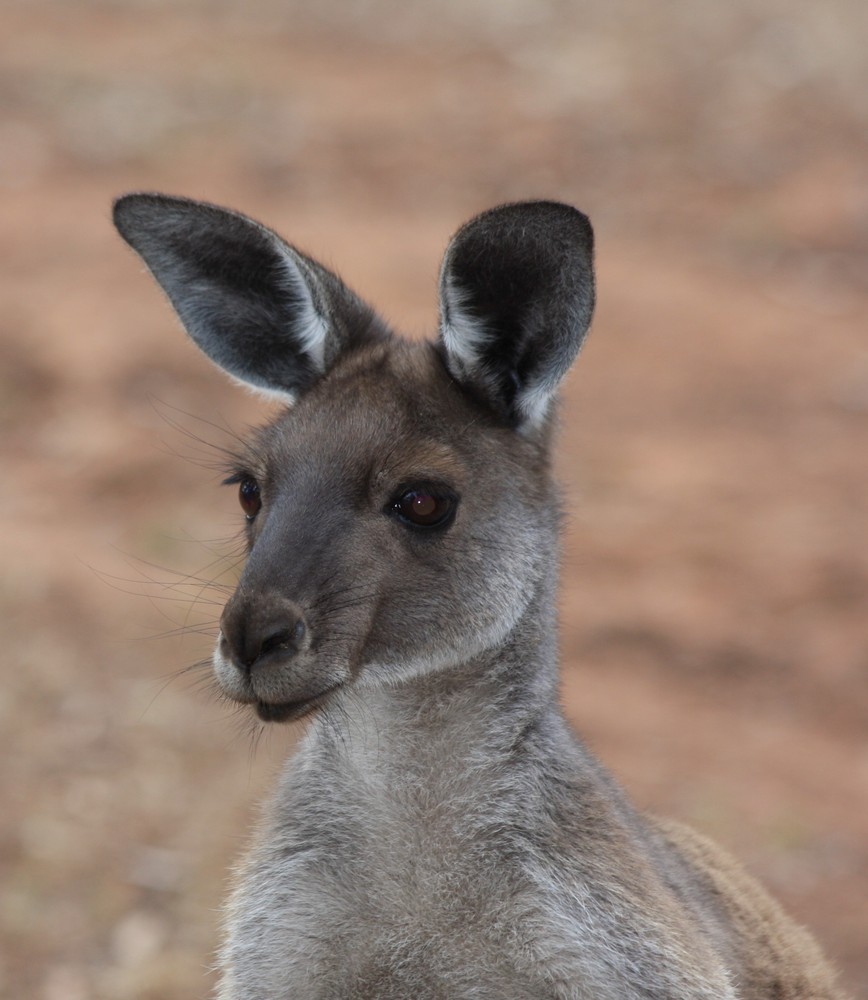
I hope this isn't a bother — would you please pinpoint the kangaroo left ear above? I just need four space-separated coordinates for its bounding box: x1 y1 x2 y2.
113 193 387 403
438 201 595 432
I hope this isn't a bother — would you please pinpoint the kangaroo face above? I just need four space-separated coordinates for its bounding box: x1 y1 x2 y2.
113 194 594 723
214 341 558 722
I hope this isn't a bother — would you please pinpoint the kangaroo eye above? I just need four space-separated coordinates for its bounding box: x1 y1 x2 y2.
238 477 262 520
392 489 457 530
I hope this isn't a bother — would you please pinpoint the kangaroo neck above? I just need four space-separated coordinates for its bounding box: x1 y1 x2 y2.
308 580 565 774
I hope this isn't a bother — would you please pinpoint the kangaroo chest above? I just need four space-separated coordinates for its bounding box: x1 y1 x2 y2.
226 805 569 999
220 736 577 997
219 747 724 1000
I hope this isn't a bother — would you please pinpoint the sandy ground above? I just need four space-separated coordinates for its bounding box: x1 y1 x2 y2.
1 2 866 997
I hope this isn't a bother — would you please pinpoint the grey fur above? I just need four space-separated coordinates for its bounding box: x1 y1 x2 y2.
114 194 846 1000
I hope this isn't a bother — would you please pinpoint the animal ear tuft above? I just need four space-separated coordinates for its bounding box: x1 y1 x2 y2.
438 201 595 431
113 193 387 401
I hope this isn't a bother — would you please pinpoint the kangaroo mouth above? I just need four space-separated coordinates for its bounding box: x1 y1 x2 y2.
254 684 342 724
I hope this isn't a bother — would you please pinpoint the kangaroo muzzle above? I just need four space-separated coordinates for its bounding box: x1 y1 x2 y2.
214 587 348 723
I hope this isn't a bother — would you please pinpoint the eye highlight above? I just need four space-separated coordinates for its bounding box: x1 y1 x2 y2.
390 487 457 530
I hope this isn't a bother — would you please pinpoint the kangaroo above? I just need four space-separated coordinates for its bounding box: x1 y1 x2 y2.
113 194 846 1000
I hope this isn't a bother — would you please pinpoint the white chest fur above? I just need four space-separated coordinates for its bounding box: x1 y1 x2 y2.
216 706 734 1000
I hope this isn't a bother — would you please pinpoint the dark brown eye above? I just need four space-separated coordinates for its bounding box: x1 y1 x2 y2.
238 477 261 520
392 489 457 530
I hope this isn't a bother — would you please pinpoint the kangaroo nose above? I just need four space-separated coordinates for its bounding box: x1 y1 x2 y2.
220 594 308 673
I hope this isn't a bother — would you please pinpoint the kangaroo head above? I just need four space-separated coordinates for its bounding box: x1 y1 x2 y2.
114 195 595 723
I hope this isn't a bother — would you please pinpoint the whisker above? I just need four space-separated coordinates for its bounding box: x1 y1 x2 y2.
148 396 253 474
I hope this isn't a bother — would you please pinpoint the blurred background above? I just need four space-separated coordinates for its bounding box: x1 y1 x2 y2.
1 0 866 997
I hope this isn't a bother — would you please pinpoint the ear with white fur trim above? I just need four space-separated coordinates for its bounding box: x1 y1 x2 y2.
112 193 388 402
438 200 595 432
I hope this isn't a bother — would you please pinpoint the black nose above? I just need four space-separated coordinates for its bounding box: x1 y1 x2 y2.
220 593 308 673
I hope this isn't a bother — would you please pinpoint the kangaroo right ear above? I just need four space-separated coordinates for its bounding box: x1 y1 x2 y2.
112 193 387 402
438 200 595 433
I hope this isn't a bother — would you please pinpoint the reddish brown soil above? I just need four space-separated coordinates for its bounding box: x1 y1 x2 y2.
1 3 866 997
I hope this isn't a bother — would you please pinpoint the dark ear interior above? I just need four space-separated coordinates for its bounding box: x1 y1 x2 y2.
438 201 595 430
113 193 387 399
